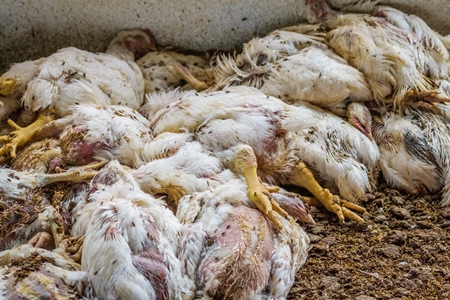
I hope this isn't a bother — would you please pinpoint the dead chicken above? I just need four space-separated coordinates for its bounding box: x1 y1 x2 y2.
145 86 378 224
0 29 154 158
0 185 93 298
23 104 153 168
70 160 195 300
193 24 373 112
372 104 450 205
304 0 450 109
177 181 313 299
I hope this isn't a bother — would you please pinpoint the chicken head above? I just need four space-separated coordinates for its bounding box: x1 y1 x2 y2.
347 102 373 140
107 29 157 60
305 0 332 23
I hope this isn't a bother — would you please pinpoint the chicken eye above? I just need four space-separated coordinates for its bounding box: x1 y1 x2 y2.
256 54 267 65
230 79 240 86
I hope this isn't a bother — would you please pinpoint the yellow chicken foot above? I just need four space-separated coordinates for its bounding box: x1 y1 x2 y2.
341 200 367 222
0 110 56 158
232 146 289 229
292 161 365 223
171 62 210 91
0 78 18 95
34 161 106 187
300 196 323 207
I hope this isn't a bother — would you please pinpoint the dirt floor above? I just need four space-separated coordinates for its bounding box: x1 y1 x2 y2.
288 181 450 300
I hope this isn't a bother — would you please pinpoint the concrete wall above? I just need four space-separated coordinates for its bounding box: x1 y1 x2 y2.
1 0 450 72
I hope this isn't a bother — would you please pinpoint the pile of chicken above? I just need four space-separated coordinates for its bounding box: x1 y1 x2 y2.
1 0 450 299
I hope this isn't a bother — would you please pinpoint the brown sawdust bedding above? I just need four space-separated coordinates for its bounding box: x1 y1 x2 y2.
288 181 450 300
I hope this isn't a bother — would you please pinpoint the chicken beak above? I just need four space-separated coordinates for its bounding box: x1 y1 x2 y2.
142 44 157 52
295 208 316 225
272 192 316 225
350 116 373 141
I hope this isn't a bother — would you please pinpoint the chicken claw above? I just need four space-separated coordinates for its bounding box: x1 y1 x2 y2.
292 161 365 223
0 110 56 158
248 179 289 230
232 146 289 229
0 78 18 95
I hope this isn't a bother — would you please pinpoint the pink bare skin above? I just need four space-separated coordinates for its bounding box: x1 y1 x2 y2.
28 232 55 250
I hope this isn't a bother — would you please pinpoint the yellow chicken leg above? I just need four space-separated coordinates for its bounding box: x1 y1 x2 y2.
0 78 18 95
0 109 56 158
231 146 289 229
171 62 210 91
34 161 106 187
292 161 366 223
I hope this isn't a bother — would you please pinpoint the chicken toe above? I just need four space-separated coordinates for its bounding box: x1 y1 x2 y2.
233 146 289 229
248 182 288 230
0 110 56 158
292 161 365 223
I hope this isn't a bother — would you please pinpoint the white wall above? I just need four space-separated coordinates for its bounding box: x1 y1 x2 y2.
1 0 449 71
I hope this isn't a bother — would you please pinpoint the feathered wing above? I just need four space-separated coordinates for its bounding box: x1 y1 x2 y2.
371 110 444 194
20 47 145 116
268 217 310 299
326 14 433 108
131 141 235 202
149 86 289 135
138 88 196 120
260 47 372 107
374 5 449 79
210 28 373 108
0 167 39 199
283 102 379 201
57 105 153 168
77 161 194 299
